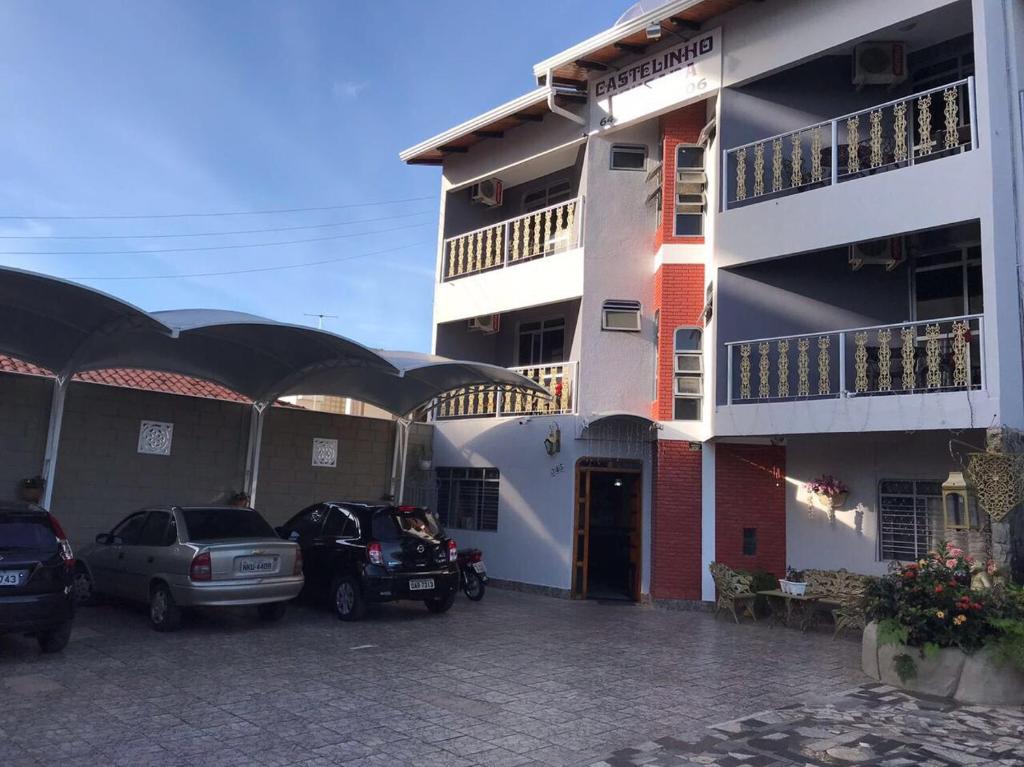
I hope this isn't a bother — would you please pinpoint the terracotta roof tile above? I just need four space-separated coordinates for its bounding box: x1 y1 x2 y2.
0 354 302 408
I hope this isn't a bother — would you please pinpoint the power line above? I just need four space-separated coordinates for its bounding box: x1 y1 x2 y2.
0 195 436 221
0 209 433 240
0 221 431 255
70 240 434 281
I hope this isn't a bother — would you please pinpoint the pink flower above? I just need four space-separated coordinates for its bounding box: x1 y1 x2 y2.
948 547 964 558
945 559 958 569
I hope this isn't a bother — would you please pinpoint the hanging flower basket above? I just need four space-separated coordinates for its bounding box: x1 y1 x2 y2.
806 475 849 513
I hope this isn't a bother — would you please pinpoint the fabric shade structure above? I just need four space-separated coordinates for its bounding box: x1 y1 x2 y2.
0 265 551 507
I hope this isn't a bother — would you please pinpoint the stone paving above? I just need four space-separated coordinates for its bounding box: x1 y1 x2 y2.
0 588 926 767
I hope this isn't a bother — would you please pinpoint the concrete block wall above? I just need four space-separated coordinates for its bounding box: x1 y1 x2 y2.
0 371 428 545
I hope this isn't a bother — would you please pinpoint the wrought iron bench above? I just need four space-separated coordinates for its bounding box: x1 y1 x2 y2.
709 562 757 624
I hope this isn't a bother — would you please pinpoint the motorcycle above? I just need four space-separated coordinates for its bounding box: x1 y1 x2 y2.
457 548 487 601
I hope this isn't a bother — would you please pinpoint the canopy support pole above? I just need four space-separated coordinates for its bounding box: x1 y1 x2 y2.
40 375 69 510
397 418 412 505
244 401 268 505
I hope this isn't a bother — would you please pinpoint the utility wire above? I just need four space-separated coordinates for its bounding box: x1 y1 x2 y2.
70 240 434 281
0 221 431 256
0 209 433 240
0 195 435 221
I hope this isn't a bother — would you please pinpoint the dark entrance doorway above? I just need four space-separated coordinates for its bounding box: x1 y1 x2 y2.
572 458 642 602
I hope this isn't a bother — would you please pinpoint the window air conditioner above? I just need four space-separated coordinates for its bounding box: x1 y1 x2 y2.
470 178 503 207
849 238 904 272
467 314 500 334
853 42 907 86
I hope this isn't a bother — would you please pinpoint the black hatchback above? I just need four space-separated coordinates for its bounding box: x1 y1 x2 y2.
0 502 75 652
278 503 459 620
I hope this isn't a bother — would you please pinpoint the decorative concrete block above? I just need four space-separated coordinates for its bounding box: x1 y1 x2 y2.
877 642 964 698
955 649 1024 706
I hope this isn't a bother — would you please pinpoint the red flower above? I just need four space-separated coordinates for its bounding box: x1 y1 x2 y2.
972 603 983 610
935 584 944 594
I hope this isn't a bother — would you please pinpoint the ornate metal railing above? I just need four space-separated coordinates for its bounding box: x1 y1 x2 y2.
435 362 577 418
723 78 976 209
725 315 983 404
441 197 582 281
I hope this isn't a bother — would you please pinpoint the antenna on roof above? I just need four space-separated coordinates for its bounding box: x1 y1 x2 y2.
304 312 338 330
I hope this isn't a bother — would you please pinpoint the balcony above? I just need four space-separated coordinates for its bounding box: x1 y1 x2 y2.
722 78 976 211
441 198 582 282
724 315 983 405
435 362 577 419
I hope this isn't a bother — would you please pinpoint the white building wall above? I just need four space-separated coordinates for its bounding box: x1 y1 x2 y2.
784 430 981 576
431 415 653 593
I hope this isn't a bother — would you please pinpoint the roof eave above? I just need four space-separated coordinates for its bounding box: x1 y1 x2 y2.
531 0 707 80
398 86 550 164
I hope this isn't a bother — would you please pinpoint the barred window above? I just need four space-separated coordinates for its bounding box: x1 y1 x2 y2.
878 479 942 561
435 468 499 531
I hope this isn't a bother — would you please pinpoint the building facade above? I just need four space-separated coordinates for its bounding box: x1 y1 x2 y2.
402 0 1024 601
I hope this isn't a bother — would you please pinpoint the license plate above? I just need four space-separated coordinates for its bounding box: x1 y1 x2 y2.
472 562 486 574
409 578 435 591
0 570 27 587
237 556 276 575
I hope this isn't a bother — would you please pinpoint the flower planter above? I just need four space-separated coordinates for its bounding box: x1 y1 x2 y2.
862 621 1024 705
778 579 807 596
813 491 847 511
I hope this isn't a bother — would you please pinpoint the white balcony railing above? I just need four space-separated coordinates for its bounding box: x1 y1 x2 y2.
722 78 977 210
724 315 983 405
441 197 582 282
435 361 577 419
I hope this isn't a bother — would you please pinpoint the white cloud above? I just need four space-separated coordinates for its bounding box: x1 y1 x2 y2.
332 79 368 99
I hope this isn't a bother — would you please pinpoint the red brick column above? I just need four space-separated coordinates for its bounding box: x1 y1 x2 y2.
651 263 704 421
651 440 702 601
715 444 787 577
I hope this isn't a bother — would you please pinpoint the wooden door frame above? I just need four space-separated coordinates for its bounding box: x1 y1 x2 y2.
571 458 643 601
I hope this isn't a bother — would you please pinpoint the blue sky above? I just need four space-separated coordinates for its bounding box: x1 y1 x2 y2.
0 0 624 352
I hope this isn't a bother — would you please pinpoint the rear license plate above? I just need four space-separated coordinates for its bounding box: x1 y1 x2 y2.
472 562 486 574
0 570 27 587
237 556 277 575
409 578 435 591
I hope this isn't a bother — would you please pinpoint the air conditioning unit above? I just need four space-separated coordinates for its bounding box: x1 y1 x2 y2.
849 238 904 272
853 42 907 86
467 314 500 334
470 178 503 207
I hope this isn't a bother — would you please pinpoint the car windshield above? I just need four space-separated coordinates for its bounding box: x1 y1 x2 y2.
389 508 443 539
181 508 275 542
0 517 56 551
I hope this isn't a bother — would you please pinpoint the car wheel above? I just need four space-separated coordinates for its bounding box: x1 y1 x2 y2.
72 565 96 606
425 590 457 614
257 602 287 622
331 576 365 622
149 583 182 632
463 572 486 602
37 621 72 653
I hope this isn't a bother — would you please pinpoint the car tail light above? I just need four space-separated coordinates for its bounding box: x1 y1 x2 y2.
469 550 482 564
189 551 212 581
367 541 384 566
448 539 458 563
397 505 419 512
47 513 75 570
293 547 303 576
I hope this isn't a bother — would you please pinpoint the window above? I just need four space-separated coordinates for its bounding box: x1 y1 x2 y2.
283 504 328 540
323 506 359 538
610 144 647 171
138 511 175 547
523 179 573 213
112 512 148 545
517 318 565 365
674 145 706 236
435 468 500 531
181 508 275 542
879 479 942 561
913 245 982 320
742 527 757 556
674 327 703 420
602 300 642 332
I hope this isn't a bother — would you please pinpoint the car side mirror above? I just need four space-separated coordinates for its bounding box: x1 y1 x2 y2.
95 533 113 545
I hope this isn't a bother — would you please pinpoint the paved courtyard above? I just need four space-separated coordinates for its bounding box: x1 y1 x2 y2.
0 589 1015 766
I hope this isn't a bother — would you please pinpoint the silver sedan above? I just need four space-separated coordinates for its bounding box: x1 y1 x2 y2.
76 506 303 631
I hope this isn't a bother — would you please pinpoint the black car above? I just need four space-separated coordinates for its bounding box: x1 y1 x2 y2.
0 502 75 652
278 503 459 620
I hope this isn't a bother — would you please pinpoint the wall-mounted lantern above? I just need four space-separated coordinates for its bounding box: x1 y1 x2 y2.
942 471 981 530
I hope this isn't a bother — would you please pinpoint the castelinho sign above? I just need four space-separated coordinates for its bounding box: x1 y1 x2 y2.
589 27 722 133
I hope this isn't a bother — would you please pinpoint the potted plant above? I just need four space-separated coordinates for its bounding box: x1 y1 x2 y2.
863 543 1024 705
17 475 44 504
780 567 807 596
805 474 849 513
